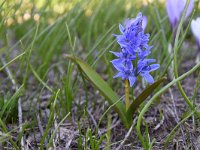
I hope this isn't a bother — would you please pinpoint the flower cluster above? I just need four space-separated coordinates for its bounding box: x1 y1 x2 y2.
111 12 159 87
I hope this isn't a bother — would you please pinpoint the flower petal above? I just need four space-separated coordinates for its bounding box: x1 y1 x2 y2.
142 16 148 30
116 35 128 46
185 0 194 19
191 18 200 41
113 72 124 78
111 59 124 71
110 51 123 57
148 64 160 72
141 72 154 83
129 76 136 87
138 50 151 59
166 0 194 28
126 61 133 70
119 24 125 34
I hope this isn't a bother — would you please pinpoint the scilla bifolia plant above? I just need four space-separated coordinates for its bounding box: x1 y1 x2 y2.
111 12 160 110
64 13 165 129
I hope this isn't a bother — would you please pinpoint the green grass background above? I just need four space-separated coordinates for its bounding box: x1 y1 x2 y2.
0 0 200 149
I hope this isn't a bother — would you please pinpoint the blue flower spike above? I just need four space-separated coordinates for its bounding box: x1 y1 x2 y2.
110 12 160 110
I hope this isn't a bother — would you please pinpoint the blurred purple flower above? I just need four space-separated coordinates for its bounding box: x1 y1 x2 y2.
142 16 148 30
110 12 159 87
191 17 200 62
191 17 200 48
166 0 194 29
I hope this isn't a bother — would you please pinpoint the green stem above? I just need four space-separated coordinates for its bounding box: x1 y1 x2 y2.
136 63 200 149
173 0 200 119
125 79 130 111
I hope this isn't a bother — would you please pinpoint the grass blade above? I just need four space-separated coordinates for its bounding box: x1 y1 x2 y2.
127 77 166 117
64 55 130 128
0 52 26 71
0 84 24 121
163 111 194 149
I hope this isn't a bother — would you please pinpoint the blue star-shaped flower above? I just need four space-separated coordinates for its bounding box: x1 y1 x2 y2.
110 12 159 87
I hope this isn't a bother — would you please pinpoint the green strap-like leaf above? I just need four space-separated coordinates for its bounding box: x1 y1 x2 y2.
127 77 166 117
64 55 131 128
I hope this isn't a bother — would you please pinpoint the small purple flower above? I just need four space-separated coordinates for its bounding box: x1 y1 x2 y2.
111 61 136 87
110 12 159 87
166 0 194 29
137 59 160 84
